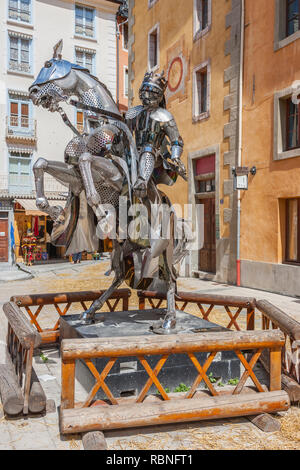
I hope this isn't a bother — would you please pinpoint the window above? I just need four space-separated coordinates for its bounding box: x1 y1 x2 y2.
193 62 210 121
286 97 300 150
286 0 300 37
75 48 95 74
195 154 216 193
274 0 300 50
124 67 128 97
76 111 84 133
285 198 300 263
122 23 128 51
9 151 32 194
8 0 31 24
8 34 32 74
148 24 159 71
194 0 211 40
10 99 29 129
75 5 95 38
274 86 300 160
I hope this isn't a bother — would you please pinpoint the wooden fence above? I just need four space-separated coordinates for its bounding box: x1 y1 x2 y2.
11 289 131 345
60 329 289 434
138 291 300 394
0 302 46 416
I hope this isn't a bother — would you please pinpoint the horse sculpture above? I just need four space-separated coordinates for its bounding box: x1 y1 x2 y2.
28 40 188 334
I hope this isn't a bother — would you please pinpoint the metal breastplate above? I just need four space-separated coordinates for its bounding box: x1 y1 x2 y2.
135 111 164 150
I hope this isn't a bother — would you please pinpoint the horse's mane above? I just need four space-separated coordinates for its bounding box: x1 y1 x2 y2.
86 72 115 102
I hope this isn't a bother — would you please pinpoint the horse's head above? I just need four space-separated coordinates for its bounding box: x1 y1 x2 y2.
29 40 89 111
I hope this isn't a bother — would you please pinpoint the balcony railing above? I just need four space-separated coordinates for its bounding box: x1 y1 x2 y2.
8 7 31 23
0 174 66 197
8 61 32 74
9 174 32 195
6 116 37 142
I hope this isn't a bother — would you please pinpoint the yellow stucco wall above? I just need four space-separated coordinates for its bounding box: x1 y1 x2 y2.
131 0 231 239
241 0 300 264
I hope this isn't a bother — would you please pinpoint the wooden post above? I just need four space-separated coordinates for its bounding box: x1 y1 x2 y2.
122 293 129 311
61 360 75 410
247 307 255 331
82 431 107 450
270 347 282 391
248 413 281 432
138 295 145 310
23 344 34 415
29 368 47 414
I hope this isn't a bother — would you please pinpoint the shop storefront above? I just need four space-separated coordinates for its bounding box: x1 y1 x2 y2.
14 198 67 264
0 199 14 263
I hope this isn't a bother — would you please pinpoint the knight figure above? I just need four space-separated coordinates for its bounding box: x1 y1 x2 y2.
126 71 186 199
28 40 189 334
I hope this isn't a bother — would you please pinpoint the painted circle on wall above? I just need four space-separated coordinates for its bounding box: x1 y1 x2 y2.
168 57 183 93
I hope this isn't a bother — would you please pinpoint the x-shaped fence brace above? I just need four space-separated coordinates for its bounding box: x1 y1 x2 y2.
145 298 245 331
78 348 266 408
22 297 125 336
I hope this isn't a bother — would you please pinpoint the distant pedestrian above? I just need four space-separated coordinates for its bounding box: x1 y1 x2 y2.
71 252 82 264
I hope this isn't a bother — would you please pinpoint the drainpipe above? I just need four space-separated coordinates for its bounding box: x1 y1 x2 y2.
115 15 128 111
237 0 245 287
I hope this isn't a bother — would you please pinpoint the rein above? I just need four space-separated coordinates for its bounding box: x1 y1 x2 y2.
69 99 125 122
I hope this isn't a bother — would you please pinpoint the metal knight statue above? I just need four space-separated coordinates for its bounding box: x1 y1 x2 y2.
29 40 189 334
127 70 186 198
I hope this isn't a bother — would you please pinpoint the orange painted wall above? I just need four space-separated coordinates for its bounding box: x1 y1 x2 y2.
241 0 300 264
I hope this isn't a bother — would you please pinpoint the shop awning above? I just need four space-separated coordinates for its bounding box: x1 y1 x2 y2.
15 198 66 216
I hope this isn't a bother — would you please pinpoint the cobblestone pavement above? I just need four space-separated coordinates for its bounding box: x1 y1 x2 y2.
0 260 299 450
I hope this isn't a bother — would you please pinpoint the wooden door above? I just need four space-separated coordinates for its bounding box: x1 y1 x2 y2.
0 219 9 262
198 198 216 273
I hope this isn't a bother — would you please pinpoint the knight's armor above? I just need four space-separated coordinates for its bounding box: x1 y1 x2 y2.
126 71 184 198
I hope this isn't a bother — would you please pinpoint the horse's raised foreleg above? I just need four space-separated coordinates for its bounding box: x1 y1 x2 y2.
33 158 82 221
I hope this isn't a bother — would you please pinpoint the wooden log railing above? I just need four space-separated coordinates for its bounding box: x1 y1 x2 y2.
0 302 46 415
60 329 289 435
138 291 257 331
11 289 131 345
138 291 300 390
256 300 300 394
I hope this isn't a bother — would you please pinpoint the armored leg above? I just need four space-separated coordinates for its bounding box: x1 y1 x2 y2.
33 158 82 222
133 150 155 198
79 153 123 237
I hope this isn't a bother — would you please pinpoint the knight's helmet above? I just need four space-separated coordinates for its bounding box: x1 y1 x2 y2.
139 70 168 108
30 39 89 88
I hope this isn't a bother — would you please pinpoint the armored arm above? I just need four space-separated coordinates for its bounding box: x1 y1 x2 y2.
161 115 184 161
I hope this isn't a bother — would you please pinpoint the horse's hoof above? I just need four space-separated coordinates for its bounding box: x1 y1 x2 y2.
52 206 65 225
133 180 147 199
150 316 177 335
80 311 96 325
